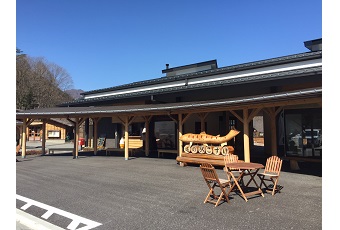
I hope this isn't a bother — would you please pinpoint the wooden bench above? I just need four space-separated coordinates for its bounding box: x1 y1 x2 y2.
106 137 143 156
48 148 74 154
283 156 322 170
158 149 178 158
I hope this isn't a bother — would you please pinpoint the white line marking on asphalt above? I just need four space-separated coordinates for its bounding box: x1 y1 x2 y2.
17 194 102 230
17 208 65 230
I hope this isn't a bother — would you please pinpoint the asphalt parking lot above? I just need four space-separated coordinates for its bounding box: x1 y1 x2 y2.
16 146 322 230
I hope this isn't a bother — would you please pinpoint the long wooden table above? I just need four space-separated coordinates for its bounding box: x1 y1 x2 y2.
224 162 264 202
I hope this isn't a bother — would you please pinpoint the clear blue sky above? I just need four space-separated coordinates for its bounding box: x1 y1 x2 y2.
16 0 322 92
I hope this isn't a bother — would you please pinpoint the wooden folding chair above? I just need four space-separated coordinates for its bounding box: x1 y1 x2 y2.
224 154 239 170
223 154 243 183
16 144 21 155
200 163 231 207
257 156 283 195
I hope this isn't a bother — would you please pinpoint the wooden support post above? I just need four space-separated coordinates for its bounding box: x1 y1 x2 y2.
21 119 27 158
145 121 150 156
42 120 46 155
243 108 250 163
198 113 208 132
93 118 99 155
74 120 79 159
143 116 152 157
178 114 184 166
21 118 34 158
19 126 23 146
67 118 77 158
270 114 277 156
124 116 129 160
74 117 86 159
264 107 282 156
225 111 230 135
73 127 77 158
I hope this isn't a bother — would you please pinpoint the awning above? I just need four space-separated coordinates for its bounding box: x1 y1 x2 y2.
16 87 322 119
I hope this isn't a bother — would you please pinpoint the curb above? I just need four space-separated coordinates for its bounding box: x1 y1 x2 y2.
16 209 64 230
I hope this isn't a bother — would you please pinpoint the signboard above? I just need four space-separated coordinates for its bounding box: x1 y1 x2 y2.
47 130 60 138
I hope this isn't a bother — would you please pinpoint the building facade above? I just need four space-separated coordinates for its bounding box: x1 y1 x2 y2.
16 38 322 163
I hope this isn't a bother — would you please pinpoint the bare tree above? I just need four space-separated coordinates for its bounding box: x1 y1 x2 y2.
16 53 74 109
47 62 74 91
16 54 37 109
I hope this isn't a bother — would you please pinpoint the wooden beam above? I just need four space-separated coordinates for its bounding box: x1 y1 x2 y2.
143 115 153 123
78 117 87 126
117 116 125 124
230 110 244 124
274 106 284 117
27 118 35 126
117 115 134 125
198 112 209 132
181 113 192 124
247 107 262 123
66 118 76 126
167 113 178 124
197 112 209 120
128 116 135 125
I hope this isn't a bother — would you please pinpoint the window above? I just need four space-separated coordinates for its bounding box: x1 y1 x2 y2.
285 109 321 157
154 121 176 149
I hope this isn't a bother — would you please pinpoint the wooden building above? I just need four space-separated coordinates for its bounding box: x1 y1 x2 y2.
16 38 322 168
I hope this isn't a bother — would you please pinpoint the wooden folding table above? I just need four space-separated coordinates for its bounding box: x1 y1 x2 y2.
225 162 264 202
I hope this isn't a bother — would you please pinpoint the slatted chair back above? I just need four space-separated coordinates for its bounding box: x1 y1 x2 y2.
264 155 282 176
223 154 240 180
200 163 230 207
257 156 283 196
224 154 239 167
200 163 221 183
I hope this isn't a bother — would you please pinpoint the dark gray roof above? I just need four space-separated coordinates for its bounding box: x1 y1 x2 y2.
17 87 322 119
79 51 321 97
62 64 321 106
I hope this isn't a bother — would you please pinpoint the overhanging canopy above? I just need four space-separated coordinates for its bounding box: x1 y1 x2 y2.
16 87 322 119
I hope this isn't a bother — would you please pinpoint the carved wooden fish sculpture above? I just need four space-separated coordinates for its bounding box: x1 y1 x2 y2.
179 129 240 144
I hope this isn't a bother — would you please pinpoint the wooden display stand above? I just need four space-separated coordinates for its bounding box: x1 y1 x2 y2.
176 146 235 167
